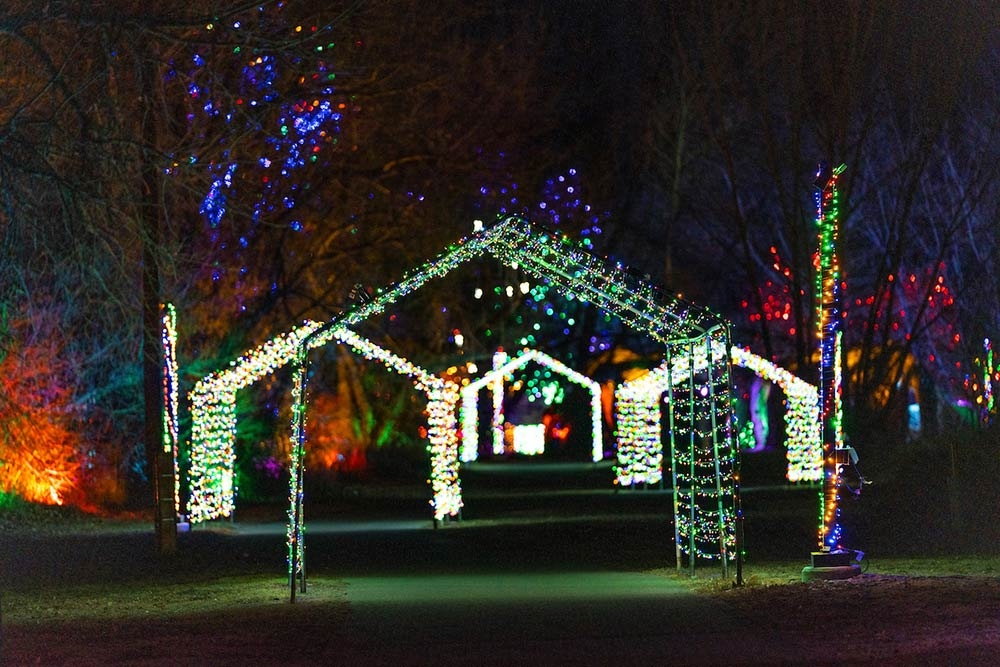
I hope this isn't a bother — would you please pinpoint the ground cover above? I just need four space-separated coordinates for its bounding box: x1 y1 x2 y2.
3 484 1000 665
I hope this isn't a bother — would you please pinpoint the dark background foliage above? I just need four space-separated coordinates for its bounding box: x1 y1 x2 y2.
0 1 997 512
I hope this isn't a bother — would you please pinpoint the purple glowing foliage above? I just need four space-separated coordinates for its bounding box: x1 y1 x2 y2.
475 165 606 250
175 10 349 310
242 54 280 105
536 168 605 247
202 99 342 233
200 163 238 228
245 96 345 232
264 97 342 175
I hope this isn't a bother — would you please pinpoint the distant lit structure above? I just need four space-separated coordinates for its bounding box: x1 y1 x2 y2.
459 348 603 464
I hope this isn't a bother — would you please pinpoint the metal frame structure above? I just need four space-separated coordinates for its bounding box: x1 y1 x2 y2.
184 216 742 592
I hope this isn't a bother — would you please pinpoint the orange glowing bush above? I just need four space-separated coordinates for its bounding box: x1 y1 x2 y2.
0 309 81 505
299 390 369 473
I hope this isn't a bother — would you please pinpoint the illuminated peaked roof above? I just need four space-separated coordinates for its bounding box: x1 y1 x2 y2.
188 216 731 524
307 215 726 348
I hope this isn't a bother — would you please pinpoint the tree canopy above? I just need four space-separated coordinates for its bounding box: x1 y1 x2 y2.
1 0 998 505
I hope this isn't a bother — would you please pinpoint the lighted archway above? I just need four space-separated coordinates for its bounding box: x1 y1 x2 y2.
188 321 325 523
460 348 604 463
305 327 461 519
188 216 738 573
615 342 821 489
729 347 822 483
186 323 460 523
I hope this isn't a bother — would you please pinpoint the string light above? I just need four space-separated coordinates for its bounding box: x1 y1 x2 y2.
187 217 736 570
187 321 463 523
188 320 325 522
180 8 350 316
815 162 847 551
614 334 736 562
287 347 307 587
490 351 506 455
307 326 462 521
616 341 821 488
983 338 995 420
161 303 181 517
968 337 996 423
730 347 822 482
459 348 603 463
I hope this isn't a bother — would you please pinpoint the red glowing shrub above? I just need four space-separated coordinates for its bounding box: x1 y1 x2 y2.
0 307 82 505
300 390 370 474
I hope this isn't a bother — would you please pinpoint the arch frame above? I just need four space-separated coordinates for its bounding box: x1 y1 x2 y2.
185 216 738 571
459 347 604 464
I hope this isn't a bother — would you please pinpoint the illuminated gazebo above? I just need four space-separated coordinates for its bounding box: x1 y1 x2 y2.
185 216 740 589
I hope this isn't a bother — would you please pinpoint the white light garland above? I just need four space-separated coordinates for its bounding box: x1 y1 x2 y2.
616 342 821 488
186 217 737 571
459 348 603 463
729 347 822 483
161 303 181 517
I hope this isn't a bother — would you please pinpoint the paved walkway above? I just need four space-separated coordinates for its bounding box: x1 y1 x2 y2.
328 569 743 665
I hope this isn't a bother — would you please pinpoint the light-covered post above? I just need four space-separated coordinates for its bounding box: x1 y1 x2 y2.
803 161 860 580
288 344 308 601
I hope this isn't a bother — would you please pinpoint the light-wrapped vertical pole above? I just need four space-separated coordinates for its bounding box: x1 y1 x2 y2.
814 162 846 551
288 344 309 601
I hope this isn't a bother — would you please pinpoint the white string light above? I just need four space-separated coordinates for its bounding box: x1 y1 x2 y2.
460 348 603 463
161 303 181 517
186 217 736 568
